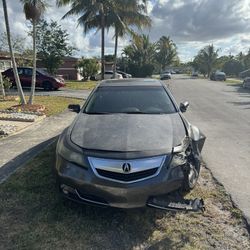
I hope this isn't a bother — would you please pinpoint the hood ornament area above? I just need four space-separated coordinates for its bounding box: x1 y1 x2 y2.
122 163 131 173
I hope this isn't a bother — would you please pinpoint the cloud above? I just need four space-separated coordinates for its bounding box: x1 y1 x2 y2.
150 0 250 41
1 0 250 61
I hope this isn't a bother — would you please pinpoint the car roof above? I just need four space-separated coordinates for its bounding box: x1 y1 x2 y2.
99 78 163 87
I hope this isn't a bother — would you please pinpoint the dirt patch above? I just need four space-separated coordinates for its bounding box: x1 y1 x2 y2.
8 104 46 113
0 96 19 102
0 145 249 249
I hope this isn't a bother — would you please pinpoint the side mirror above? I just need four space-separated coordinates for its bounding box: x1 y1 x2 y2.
68 104 81 113
180 101 189 113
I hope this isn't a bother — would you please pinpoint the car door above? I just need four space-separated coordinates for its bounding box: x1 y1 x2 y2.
17 68 27 87
35 71 43 87
22 68 32 87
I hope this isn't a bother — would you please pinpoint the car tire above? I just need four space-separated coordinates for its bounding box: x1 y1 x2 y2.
182 158 200 192
43 81 53 91
90 76 96 81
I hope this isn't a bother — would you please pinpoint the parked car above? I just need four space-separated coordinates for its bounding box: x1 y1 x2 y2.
94 71 123 80
117 70 132 78
243 77 250 88
2 67 65 91
210 71 226 81
192 72 198 77
160 71 171 80
55 78 206 210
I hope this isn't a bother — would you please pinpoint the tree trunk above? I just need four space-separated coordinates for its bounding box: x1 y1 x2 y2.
101 6 105 80
0 72 5 99
113 29 118 78
2 0 26 104
29 20 37 104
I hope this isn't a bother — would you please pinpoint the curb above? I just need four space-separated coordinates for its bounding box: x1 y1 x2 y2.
203 164 250 233
0 136 58 184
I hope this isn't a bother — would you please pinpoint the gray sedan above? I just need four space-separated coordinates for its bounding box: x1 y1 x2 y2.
55 79 205 209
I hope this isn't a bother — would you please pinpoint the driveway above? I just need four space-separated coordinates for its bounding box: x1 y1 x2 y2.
9 87 91 99
169 75 250 224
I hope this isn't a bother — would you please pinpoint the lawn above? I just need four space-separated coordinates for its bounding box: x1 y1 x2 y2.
0 96 82 116
0 144 249 249
225 78 243 84
65 80 97 90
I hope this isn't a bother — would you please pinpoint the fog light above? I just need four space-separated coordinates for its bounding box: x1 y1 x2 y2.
60 184 75 195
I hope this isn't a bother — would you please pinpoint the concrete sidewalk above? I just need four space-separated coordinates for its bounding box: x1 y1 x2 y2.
0 110 77 183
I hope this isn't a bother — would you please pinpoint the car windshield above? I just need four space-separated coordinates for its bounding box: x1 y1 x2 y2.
37 69 50 76
84 86 176 114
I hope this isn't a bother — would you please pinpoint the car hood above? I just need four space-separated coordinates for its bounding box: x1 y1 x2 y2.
70 113 186 154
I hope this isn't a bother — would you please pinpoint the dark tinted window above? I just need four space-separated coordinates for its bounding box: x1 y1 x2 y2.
85 86 176 114
17 68 24 75
24 68 32 76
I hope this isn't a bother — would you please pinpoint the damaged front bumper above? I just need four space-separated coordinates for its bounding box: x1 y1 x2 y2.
147 192 205 212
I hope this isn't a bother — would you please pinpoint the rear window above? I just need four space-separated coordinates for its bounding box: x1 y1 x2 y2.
84 86 176 114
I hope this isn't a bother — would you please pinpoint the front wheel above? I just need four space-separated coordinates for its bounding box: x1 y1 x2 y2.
43 81 53 91
182 160 200 192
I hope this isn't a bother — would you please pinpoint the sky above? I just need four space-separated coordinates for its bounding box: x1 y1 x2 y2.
1 0 250 62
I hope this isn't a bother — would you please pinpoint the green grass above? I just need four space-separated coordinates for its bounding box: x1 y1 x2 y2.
65 80 97 90
225 79 242 84
0 96 81 116
0 144 249 249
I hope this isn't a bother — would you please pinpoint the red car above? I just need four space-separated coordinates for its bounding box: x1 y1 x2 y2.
2 67 65 91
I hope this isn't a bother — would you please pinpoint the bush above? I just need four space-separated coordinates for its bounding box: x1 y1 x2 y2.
76 58 100 81
3 77 12 91
128 63 154 77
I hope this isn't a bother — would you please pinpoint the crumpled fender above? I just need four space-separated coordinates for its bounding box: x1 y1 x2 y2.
179 113 206 154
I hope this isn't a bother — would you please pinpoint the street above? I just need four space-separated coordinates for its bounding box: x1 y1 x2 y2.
169 75 250 224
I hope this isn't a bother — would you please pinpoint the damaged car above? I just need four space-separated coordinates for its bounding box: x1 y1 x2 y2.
55 79 206 211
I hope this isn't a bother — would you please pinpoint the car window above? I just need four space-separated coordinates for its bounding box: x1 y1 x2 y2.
105 72 113 75
17 68 24 75
85 86 176 114
24 68 33 76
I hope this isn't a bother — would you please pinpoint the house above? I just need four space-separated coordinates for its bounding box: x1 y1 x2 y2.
0 51 33 73
56 56 81 80
0 52 12 73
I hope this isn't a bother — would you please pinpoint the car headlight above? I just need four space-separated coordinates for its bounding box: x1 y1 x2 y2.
55 78 61 83
170 137 190 168
57 137 87 168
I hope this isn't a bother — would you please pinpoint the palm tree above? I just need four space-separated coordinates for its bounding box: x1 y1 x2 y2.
155 36 177 71
110 0 151 77
57 0 120 80
2 0 26 104
123 34 156 66
199 44 218 77
20 0 47 104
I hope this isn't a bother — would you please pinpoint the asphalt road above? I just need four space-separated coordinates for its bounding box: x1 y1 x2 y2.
169 75 250 224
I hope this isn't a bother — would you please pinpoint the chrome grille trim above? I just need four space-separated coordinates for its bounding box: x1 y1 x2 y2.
88 155 167 183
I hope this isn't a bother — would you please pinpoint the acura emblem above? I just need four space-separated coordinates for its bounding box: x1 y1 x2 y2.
122 163 131 173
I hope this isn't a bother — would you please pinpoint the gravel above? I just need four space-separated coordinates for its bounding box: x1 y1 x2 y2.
0 112 40 122
0 124 17 137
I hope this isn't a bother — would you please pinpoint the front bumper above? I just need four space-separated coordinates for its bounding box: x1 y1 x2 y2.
55 154 184 208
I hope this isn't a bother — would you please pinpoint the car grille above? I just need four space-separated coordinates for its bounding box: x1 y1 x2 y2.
96 168 158 182
88 155 167 183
